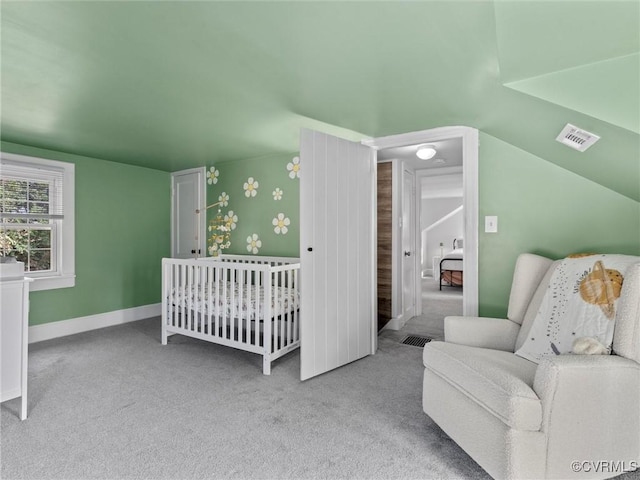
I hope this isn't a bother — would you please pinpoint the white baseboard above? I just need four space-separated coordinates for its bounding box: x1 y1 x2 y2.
28 303 161 344
382 314 406 331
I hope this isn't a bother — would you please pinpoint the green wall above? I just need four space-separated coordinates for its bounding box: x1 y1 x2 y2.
4 135 637 326
478 132 640 318
1 141 170 326
205 139 639 319
206 153 300 258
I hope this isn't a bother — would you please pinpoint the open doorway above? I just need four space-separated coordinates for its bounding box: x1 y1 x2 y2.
368 127 478 342
416 165 464 339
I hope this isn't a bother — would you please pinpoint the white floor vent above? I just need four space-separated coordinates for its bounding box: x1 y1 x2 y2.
556 123 600 152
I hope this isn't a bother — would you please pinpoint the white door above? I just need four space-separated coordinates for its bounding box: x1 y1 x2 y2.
300 129 376 381
171 168 205 259
402 170 416 320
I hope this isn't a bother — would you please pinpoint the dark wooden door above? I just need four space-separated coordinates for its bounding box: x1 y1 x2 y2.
377 162 392 330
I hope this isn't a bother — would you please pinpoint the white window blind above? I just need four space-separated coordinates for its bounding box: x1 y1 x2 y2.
0 161 65 221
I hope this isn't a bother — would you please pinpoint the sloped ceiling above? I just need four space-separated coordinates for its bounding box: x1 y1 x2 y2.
1 1 638 201
495 1 639 134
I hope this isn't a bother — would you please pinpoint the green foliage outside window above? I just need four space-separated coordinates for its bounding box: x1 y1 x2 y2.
0 178 53 272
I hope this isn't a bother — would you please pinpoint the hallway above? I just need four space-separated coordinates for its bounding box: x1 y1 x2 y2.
380 278 462 343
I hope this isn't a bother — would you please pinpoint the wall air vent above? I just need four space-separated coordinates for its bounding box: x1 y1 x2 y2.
556 123 600 152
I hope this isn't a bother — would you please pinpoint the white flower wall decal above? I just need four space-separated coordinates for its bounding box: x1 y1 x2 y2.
286 157 300 179
206 167 219 185
246 234 262 254
208 221 231 235
224 210 238 230
243 177 259 197
272 213 290 235
203 155 298 252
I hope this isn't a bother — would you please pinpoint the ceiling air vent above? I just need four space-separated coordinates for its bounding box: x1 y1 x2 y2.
556 123 600 152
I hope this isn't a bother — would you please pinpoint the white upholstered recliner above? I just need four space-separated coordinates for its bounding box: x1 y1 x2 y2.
423 253 640 479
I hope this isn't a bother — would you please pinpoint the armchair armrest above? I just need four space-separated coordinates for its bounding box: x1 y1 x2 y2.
444 316 520 352
533 355 640 477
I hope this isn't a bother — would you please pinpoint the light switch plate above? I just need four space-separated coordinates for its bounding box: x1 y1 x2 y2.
485 216 498 233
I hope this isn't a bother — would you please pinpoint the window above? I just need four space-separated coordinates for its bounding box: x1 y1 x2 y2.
1 153 75 290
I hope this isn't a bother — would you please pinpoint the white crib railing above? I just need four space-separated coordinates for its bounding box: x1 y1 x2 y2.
161 255 300 374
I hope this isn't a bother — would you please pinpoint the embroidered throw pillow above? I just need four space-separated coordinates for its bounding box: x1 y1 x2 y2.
515 254 639 363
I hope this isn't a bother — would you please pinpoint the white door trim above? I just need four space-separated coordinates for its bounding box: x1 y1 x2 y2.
391 160 403 323
363 126 479 317
370 149 379 354
170 167 206 258
402 168 417 320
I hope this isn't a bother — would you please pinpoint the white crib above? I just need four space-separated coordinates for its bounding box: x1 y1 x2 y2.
161 255 300 374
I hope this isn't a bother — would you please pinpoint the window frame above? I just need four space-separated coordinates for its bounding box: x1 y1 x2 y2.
1 152 75 291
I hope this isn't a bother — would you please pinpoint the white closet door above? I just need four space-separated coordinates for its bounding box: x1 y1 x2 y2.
300 129 375 381
171 168 205 259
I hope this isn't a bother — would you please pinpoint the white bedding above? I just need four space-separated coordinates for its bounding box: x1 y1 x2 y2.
442 248 464 261
171 281 299 321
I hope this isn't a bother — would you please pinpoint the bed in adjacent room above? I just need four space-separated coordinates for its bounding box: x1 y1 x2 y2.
440 238 463 290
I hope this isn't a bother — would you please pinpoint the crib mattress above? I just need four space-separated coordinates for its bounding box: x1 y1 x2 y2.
171 281 298 321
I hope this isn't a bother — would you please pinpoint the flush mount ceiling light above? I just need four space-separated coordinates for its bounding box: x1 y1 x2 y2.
416 144 437 160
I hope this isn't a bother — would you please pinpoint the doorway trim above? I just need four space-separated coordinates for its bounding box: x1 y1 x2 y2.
402 168 417 321
363 126 479 318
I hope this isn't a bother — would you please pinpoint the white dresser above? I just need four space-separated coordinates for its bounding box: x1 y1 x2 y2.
0 261 31 420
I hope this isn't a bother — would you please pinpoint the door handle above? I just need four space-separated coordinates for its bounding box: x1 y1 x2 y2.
191 249 196 254
404 251 411 257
